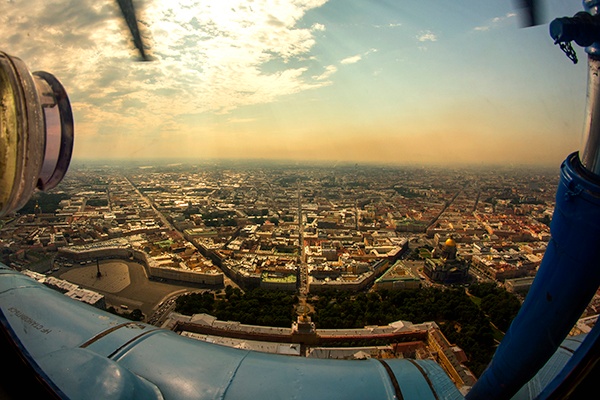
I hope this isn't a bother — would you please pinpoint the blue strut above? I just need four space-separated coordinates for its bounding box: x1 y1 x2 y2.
468 2 600 399
466 153 600 399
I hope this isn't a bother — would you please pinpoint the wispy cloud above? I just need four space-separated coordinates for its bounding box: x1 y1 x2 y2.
417 30 437 42
341 54 362 64
340 49 377 66
312 23 326 31
0 0 332 138
374 22 402 29
473 12 517 32
313 65 338 81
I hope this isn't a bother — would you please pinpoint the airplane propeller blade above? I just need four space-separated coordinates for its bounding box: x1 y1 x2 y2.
116 0 153 61
515 0 544 27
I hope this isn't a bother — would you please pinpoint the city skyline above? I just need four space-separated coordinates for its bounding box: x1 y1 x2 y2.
2 132 596 398
0 0 588 166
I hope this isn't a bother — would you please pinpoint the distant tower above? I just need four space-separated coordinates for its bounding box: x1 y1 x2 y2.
34 201 42 215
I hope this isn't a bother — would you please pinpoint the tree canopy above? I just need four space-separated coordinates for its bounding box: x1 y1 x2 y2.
175 284 521 377
176 287 298 328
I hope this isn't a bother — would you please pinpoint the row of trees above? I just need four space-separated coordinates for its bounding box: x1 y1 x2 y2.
467 282 522 332
309 286 503 376
176 287 298 328
19 192 69 214
174 284 521 377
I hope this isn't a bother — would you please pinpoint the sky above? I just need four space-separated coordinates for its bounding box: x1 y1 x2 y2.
0 0 590 166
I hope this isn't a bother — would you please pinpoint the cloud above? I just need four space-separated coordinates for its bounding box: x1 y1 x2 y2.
339 49 376 66
341 54 362 64
417 30 437 42
313 65 337 81
473 12 517 32
374 22 402 29
0 0 332 140
312 23 326 31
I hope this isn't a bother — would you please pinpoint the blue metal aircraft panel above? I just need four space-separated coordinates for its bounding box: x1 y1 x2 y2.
0 265 465 399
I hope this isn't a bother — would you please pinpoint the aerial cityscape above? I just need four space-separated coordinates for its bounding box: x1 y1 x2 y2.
3 1 600 398
2 159 598 394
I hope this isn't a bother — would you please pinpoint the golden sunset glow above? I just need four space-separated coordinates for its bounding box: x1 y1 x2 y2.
0 1 587 166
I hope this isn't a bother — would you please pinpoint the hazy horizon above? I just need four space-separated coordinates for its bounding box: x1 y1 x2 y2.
68 155 563 172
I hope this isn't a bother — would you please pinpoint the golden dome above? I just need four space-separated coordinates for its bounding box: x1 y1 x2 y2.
444 238 456 247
